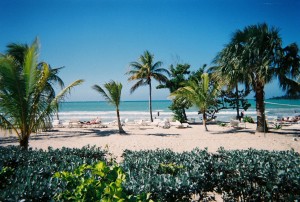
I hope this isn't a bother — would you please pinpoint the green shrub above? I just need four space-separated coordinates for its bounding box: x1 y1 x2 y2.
273 122 282 129
1 145 299 201
243 115 254 123
0 145 108 201
215 148 300 201
218 122 227 127
122 148 216 201
54 161 152 201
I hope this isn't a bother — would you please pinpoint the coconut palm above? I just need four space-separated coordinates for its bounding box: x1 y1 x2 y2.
215 23 300 132
171 73 219 131
93 81 125 134
126 50 169 122
0 39 84 149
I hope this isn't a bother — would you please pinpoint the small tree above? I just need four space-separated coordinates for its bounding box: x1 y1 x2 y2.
0 39 83 149
171 73 219 131
157 63 191 122
93 81 125 134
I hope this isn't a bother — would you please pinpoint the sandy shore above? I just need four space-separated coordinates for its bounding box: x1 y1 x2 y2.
1 122 300 162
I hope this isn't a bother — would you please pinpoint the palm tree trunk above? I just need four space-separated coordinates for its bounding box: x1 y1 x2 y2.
19 133 29 150
116 109 125 134
255 83 268 132
235 83 240 121
183 108 188 121
203 111 208 131
149 82 153 122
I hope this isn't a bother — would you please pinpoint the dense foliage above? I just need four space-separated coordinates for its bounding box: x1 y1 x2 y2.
54 161 152 201
215 148 300 201
122 148 215 201
1 146 299 201
0 145 108 201
122 148 300 201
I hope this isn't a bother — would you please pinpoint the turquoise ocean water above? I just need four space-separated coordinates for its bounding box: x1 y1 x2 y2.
57 99 300 122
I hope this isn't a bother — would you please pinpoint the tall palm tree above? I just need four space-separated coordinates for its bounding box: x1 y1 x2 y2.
171 73 219 131
215 23 300 132
0 39 84 149
126 50 169 122
92 81 125 134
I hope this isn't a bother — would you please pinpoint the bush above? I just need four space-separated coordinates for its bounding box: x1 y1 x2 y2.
1 146 299 201
215 148 300 201
0 145 108 201
243 115 254 123
121 148 216 201
54 161 152 201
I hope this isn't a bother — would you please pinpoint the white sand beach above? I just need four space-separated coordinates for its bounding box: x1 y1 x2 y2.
1 122 299 162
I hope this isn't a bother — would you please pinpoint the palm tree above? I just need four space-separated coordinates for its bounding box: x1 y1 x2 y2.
171 73 219 131
0 39 84 149
215 23 300 132
92 81 125 134
157 63 191 121
213 42 251 121
126 50 169 122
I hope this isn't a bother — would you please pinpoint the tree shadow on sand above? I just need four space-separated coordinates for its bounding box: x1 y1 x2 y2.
269 128 300 137
0 136 19 145
0 128 129 145
210 127 256 135
147 133 180 137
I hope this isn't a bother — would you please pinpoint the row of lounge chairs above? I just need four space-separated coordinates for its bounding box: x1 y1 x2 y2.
52 119 109 128
126 118 191 129
52 118 191 129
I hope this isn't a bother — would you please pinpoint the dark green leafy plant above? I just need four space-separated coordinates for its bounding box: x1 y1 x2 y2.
218 122 227 127
243 115 254 123
0 145 108 201
215 148 300 201
122 148 216 201
273 122 282 130
54 161 152 201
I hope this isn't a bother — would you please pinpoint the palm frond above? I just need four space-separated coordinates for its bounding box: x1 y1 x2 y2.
130 79 147 94
92 84 112 103
23 41 39 97
52 79 84 106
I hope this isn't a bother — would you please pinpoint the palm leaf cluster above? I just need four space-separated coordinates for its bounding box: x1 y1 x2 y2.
214 23 300 132
0 39 83 149
127 50 169 121
171 73 219 131
93 81 125 133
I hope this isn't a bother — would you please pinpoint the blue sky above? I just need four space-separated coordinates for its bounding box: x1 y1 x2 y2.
1 0 299 101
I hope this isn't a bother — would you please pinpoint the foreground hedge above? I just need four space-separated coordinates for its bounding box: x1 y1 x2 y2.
122 148 300 201
0 145 108 201
1 146 300 201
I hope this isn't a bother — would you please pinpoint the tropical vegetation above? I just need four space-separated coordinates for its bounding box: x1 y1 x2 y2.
214 23 300 132
127 50 169 122
171 72 219 131
1 145 299 201
157 63 192 122
0 39 83 149
93 80 125 133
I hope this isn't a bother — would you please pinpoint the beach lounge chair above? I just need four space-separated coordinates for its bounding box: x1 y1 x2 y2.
69 119 83 128
52 120 63 128
158 119 170 129
62 120 71 127
230 119 240 127
170 120 183 128
151 119 162 127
